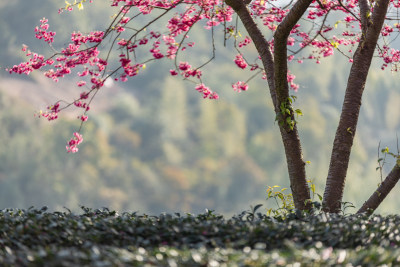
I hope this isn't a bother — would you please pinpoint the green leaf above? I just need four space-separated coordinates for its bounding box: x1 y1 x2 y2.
295 109 303 116
331 41 339 49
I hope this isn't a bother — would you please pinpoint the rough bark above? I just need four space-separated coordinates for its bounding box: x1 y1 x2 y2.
358 0 371 34
273 0 314 209
357 164 400 214
322 0 391 213
225 0 312 209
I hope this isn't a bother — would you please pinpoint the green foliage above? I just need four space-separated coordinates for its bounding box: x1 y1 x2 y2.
265 180 357 217
266 185 295 217
1 207 400 265
266 180 322 219
276 96 303 131
376 142 400 187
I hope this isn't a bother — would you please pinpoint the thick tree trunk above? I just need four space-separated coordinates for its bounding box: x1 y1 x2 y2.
357 164 400 214
322 0 390 213
225 0 312 209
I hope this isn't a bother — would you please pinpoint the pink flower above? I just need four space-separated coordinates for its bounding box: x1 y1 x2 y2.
287 73 295 83
139 38 148 45
35 18 56 44
195 84 218 99
178 62 191 71
116 26 125 32
234 54 247 69
79 115 88 121
66 132 83 153
238 36 251 48
77 81 86 87
120 17 130 24
195 83 212 98
80 92 89 99
232 81 249 92
209 92 219 99
287 73 299 91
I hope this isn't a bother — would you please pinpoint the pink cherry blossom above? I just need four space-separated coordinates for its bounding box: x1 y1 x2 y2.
232 81 249 92
66 132 83 153
234 54 247 69
9 0 400 153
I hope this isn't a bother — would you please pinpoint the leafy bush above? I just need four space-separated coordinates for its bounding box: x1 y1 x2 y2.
1 207 400 266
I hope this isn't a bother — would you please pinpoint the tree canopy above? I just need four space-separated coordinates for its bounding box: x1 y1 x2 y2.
7 0 400 214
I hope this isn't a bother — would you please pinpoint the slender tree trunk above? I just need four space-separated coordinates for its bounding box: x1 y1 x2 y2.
225 0 312 209
273 0 314 209
357 164 400 214
322 0 391 213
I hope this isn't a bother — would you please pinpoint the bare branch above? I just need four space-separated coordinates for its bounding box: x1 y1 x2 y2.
337 0 362 25
357 164 400 214
291 10 331 56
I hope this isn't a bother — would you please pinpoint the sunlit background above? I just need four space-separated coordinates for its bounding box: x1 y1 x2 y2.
1 0 400 215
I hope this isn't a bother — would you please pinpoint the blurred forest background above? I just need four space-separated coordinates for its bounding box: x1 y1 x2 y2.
1 0 400 215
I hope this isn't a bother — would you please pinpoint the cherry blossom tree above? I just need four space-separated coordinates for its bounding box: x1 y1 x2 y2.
8 0 400 213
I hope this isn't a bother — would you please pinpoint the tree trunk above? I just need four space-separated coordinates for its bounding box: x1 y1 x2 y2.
322 0 391 213
273 0 315 209
225 0 312 209
357 164 400 214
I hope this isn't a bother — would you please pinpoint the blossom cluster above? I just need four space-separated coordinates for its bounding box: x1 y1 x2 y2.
35 18 56 44
234 54 248 69
66 132 83 153
232 81 249 92
9 0 400 153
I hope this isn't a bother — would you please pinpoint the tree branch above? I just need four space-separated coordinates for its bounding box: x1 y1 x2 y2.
225 0 277 110
357 164 400 214
274 0 314 104
337 0 362 25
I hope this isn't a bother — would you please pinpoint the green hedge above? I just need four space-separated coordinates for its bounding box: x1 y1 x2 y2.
1 207 400 266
